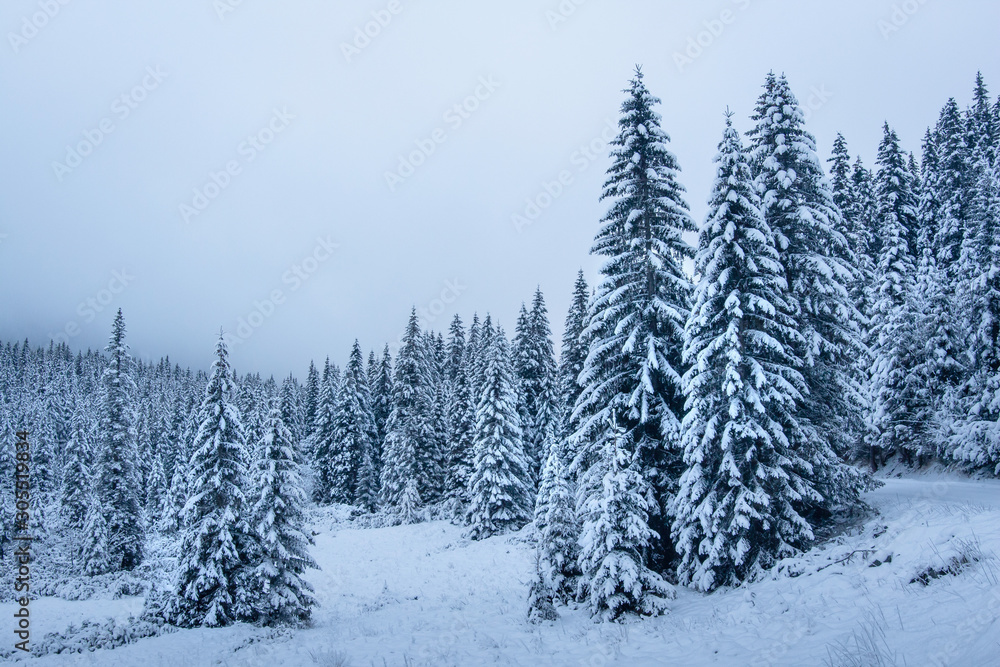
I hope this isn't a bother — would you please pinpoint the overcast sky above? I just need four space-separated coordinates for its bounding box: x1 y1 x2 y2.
1 0 997 379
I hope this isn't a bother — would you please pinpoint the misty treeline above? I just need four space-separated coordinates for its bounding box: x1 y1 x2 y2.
1 67 998 627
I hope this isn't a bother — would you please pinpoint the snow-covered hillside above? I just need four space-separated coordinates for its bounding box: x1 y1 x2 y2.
5 473 999 666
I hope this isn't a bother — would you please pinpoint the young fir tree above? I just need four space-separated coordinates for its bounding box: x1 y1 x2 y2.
95 309 145 571
535 440 580 602
578 419 674 621
250 399 319 626
557 271 590 435
445 317 476 515
165 334 259 627
419 331 450 504
867 124 919 469
370 345 394 474
673 114 817 592
466 328 533 540
79 494 113 576
571 67 695 573
526 552 559 624
748 72 866 513
59 418 91 531
380 310 429 521
524 288 559 487
310 365 340 504
329 341 378 507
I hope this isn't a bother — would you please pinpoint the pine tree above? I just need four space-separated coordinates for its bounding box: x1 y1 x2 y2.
250 400 319 625
578 420 673 621
748 72 865 512
466 328 533 539
95 309 145 571
311 368 339 505
445 317 476 514
370 345 393 474
867 124 919 469
380 310 428 520
535 441 580 602
329 341 379 506
557 271 590 438
673 114 817 591
571 67 695 571
165 334 259 627
79 495 113 576
519 288 559 487
59 418 90 531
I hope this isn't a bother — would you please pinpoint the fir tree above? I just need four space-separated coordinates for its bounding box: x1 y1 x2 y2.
867 124 919 468
59 419 90 531
95 309 145 571
250 400 319 625
748 72 866 512
329 341 378 506
673 114 817 591
571 67 695 571
165 334 259 627
311 368 339 505
577 420 674 621
466 328 533 539
535 441 580 602
380 310 429 520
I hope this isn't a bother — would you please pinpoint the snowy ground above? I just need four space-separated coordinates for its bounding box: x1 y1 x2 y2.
5 473 1000 666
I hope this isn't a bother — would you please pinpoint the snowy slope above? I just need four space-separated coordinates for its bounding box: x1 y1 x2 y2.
6 474 1000 666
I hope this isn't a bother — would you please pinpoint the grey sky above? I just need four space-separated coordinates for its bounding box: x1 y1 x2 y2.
1 0 997 378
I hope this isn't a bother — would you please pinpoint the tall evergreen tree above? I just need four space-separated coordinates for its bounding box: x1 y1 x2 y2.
673 114 817 591
250 400 319 625
95 309 145 571
867 124 920 468
165 334 258 627
571 67 695 571
466 328 533 539
380 310 429 520
329 341 379 507
748 73 865 512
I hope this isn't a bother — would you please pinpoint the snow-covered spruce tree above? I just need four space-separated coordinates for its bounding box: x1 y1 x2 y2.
370 345 393 473
380 310 429 521
672 113 817 592
535 441 580 602
145 451 168 521
164 334 259 627
95 309 145 572
951 150 1000 473
466 328 533 540
310 367 339 505
867 124 920 469
445 317 476 515
578 419 673 621
327 341 378 505
250 399 318 626
419 331 450 505
748 73 866 513
557 271 590 439
59 419 90 531
571 67 695 574
526 552 559 624
522 288 559 488
79 494 113 576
